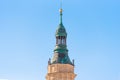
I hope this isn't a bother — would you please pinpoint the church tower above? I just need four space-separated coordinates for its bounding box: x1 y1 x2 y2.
46 8 76 80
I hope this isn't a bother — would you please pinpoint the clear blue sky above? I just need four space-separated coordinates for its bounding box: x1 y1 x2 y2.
0 0 120 80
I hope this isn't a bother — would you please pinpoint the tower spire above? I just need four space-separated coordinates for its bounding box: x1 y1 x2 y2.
46 1 76 80
50 0 73 65
59 8 63 24
59 0 63 24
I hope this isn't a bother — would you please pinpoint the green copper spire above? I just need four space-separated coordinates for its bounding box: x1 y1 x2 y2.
50 8 73 65
60 9 63 24
55 9 67 37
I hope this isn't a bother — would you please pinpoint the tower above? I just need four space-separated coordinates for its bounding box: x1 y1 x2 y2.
46 8 76 80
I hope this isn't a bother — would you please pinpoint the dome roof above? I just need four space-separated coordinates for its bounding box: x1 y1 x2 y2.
55 23 67 37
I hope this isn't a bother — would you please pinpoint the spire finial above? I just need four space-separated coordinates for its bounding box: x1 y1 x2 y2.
59 8 63 13
59 0 63 24
59 9 63 24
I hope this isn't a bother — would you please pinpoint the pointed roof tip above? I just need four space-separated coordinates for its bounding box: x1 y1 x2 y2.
59 8 63 24
55 8 67 37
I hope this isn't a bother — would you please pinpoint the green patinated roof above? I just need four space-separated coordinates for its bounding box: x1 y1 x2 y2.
54 44 68 53
50 9 73 65
52 45 72 64
55 23 67 37
55 9 67 37
51 52 72 64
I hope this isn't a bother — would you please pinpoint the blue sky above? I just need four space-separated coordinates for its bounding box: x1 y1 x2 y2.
0 0 120 80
